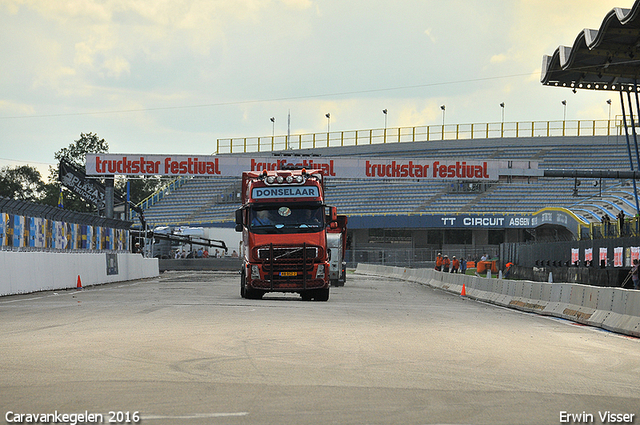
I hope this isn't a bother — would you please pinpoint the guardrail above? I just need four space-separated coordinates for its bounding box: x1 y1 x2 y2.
216 119 622 154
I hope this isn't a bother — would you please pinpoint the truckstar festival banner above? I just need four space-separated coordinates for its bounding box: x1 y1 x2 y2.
85 154 531 181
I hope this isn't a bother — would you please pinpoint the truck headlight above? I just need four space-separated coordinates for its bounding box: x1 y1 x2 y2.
315 264 326 279
251 265 260 279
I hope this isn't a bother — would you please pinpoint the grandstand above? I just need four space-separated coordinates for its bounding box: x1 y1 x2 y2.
138 129 638 263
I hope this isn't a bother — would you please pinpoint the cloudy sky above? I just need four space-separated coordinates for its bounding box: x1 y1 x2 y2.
0 0 631 176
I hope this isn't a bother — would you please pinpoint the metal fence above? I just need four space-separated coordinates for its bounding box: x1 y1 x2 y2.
0 197 131 252
216 119 622 154
345 246 500 269
580 217 640 240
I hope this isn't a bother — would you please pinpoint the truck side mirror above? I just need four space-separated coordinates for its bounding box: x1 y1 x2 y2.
330 206 337 222
235 209 243 232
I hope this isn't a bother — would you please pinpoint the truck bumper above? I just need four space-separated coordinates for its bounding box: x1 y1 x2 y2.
249 278 328 292
247 261 329 293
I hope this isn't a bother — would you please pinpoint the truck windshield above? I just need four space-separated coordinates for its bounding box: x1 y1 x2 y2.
249 205 324 234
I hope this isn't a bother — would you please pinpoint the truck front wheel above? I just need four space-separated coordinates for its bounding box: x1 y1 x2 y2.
245 286 264 299
240 269 247 299
314 288 330 302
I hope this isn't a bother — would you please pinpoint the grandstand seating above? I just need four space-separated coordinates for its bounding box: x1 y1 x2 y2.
140 136 639 227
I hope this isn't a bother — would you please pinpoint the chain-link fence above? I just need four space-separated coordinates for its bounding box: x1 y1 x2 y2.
346 246 500 269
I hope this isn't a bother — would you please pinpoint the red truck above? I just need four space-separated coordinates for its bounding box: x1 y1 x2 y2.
235 168 338 301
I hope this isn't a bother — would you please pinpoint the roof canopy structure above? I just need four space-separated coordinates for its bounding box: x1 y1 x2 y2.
541 0 640 91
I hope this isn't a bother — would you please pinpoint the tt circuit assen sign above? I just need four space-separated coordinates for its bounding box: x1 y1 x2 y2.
85 154 535 181
349 209 583 234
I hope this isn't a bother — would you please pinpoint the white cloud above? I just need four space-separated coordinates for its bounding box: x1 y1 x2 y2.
103 56 130 78
279 0 313 10
424 28 436 43
490 53 507 64
507 0 625 64
74 42 94 67
0 99 35 115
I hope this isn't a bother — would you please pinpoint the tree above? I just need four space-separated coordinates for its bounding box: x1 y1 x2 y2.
41 132 111 212
54 132 109 169
0 165 45 201
116 176 164 205
2 132 163 215
46 132 163 212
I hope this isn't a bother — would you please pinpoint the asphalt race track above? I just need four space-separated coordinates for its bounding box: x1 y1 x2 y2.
1 271 638 425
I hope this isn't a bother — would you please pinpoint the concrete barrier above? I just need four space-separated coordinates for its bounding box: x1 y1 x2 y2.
0 251 159 296
354 263 640 337
159 257 241 271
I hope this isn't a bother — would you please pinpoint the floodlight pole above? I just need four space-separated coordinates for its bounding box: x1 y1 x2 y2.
105 176 114 219
618 90 640 217
126 180 130 221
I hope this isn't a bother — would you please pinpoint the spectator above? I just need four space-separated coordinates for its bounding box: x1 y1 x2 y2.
617 210 626 236
632 259 639 290
202 249 209 258
196 248 203 258
460 258 467 274
231 250 239 258
602 213 611 237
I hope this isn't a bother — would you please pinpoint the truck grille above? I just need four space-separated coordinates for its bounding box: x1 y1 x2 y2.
253 244 324 290
257 246 318 261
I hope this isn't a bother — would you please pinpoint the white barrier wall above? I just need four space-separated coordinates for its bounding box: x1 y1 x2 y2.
0 251 159 296
355 264 640 338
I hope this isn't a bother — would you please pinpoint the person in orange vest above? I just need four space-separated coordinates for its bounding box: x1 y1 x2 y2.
504 262 513 278
435 253 443 271
443 255 450 273
451 256 460 273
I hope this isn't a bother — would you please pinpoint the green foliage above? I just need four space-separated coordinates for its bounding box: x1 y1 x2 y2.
116 176 164 205
0 165 45 201
41 132 110 212
54 132 109 170
40 181 96 212
3 132 163 213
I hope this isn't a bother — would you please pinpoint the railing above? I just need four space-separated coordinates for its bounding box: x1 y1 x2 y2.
135 176 189 212
216 119 624 154
579 217 640 240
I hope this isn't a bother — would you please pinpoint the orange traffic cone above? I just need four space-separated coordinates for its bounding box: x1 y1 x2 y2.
77 275 82 289
461 283 466 297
